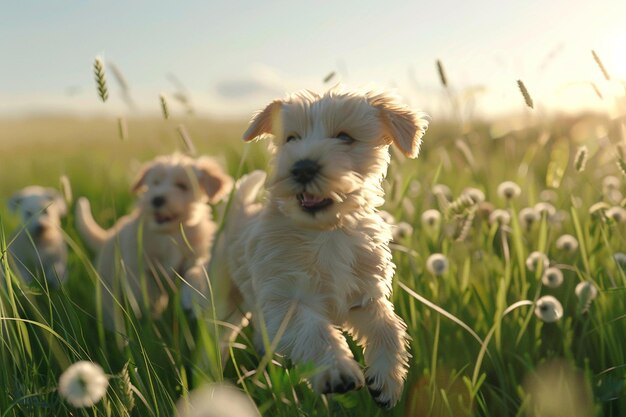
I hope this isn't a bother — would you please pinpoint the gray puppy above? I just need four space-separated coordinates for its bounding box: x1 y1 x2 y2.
7 186 68 288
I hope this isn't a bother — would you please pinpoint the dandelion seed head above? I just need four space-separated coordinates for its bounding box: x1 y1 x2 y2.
589 201 610 217
539 189 558 203
497 181 521 200
555 234 578 252
58 361 109 408
534 202 556 218
421 209 442 228
432 184 452 200
534 296 563 323
605 189 623 205
489 209 511 225
393 222 413 240
602 175 620 192
526 251 549 272
575 281 598 309
426 253 449 276
462 187 485 204
542 267 564 288
605 206 626 223
176 383 260 417
519 207 540 228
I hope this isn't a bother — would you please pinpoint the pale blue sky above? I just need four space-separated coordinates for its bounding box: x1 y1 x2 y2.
1 0 625 117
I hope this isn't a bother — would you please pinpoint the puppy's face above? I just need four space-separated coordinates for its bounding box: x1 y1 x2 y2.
9 186 67 238
132 154 232 232
243 89 429 229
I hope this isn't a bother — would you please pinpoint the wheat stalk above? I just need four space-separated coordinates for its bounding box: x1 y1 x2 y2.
93 56 108 102
118 362 135 412
447 194 476 218
617 158 626 177
517 80 534 109
591 50 610 81
323 71 336 83
117 117 128 141
436 59 448 88
590 82 603 99
454 207 476 242
574 146 588 172
159 93 169 119
59 175 73 204
177 124 197 156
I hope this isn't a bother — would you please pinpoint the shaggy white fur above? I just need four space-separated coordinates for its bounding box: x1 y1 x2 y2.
216 88 428 408
7 186 68 288
76 153 232 331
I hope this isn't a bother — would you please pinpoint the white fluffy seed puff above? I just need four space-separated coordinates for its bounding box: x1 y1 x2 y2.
489 209 511 226
575 281 598 304
555 234 578 253
497 181 521 200
426 253 449 276
177 384 260 417
526 251 549 272
519 207 540 229
421 209 442 228
58 361 109 408
541 267 564 288
534 296 564 323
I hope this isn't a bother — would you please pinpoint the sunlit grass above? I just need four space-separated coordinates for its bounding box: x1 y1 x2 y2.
1 108 625 416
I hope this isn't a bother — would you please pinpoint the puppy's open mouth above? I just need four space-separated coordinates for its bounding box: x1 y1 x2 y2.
154 212 178 224
297 192 333 214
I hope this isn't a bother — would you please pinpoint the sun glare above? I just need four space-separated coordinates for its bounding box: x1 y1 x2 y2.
604 30 626 80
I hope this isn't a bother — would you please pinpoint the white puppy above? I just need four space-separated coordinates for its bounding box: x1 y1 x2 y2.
7 186 68 288
76 153 232 330
218 89 429 408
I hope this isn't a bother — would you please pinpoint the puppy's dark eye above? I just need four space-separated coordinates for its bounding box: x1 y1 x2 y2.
336 132 355 143
286 134 300 143
176 183 188 191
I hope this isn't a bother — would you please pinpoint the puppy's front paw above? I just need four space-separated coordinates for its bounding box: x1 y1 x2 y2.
310 357 364 395
365 367 405 409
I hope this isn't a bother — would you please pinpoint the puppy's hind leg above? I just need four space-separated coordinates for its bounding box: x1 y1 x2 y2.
259 299 365 395
345 298 410 409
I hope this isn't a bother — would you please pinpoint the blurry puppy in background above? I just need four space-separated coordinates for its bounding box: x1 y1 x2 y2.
218 88 429 408
76 153 232 330
7 186 68 288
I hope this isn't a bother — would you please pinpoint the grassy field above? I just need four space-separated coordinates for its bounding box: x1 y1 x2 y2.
1 109 625 416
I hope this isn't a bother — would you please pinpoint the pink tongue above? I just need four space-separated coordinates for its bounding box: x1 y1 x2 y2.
301 193 324 207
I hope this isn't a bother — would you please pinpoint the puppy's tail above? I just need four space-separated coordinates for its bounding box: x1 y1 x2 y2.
75 197 109 251
235 170 267 207
225 170 267 225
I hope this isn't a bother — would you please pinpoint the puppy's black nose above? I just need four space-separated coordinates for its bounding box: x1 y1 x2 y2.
32 223 45 236
291 159 320 184
152 196 166 208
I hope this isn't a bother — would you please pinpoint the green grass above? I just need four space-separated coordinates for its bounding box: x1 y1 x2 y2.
0 112 625 416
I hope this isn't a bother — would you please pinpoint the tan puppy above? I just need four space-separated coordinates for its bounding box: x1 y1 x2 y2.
7 186 68 288
76 153 232 330
219 89 428 408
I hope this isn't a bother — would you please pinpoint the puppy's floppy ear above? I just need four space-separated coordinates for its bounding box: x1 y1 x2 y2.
8 191 24 212
131 163 153 194
242 99 283 142
195 157 233 204
367 91 429 159
44 188 67 217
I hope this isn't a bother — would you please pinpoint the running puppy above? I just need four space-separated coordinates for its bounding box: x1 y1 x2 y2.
7 186 68 288
220 88 429 408
76 153 232 329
